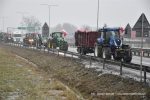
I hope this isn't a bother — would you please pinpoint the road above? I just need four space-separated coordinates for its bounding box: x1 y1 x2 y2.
68 47 150 66
10 44 150 66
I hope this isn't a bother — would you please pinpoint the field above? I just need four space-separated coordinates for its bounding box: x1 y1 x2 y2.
0 46 81 100
0 44 150 100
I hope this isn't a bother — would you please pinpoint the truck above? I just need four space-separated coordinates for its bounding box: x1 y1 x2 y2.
94 27 132 63
75 31 99 55
47 32 68 51
12 31 24 43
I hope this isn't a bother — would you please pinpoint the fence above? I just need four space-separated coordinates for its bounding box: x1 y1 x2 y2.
4 42 150 85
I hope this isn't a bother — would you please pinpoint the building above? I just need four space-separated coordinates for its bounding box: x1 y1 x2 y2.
132 13 150 37
124 13 150 48
42 22 49 38
124 23 131 38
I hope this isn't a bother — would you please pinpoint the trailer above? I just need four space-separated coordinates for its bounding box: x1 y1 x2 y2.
75 31 99 55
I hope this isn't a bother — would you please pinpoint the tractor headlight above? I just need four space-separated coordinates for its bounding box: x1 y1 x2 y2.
29 39 34 42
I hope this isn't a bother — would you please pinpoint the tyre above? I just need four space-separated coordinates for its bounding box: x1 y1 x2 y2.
123 50 132 63
52 42 57 49
60 42 68 51
102 47 111 59
94 43 98 57
77 47 81 53
113 50 122 61
81 48 86 55
94 43 102 57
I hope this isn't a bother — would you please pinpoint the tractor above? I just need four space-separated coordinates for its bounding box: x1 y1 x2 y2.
94 27 132 63
47 32 68 51
23 33 42 48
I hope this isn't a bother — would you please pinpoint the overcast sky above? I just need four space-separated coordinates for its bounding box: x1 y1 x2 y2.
0 0 150 32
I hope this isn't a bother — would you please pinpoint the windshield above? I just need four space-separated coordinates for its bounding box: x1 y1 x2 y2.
110 31 119 38
13 34 21 37
52 32 62 38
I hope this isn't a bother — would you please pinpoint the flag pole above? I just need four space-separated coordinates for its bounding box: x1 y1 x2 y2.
140 13 144 82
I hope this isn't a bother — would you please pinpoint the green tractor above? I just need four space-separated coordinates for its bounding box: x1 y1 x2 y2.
47 32 68 51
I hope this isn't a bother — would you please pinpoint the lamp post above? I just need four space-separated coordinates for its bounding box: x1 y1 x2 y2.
97 0 100 31
41 4 58 38
0 17 7 32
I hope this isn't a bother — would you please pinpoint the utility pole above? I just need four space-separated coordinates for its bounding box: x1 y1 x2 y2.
140 13 144 82
0 17 7 32
41 4 58 38
97 0 100 31
2 17 4 32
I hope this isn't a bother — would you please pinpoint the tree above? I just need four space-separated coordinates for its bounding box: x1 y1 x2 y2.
81 25 92 31
20 16 41 33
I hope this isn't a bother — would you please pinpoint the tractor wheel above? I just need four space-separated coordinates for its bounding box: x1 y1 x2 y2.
63 42 68 51
52 42 57 49
123 50 132 63
60 42 68 51
47 42 51 48
77 47 81 53
94 43 102 57
102 47 111 59
113 51 122 61
81 48 86 55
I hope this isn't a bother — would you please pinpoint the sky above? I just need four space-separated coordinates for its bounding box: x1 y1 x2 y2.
0 0 150 32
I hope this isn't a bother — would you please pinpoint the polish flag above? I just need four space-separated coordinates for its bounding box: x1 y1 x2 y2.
62 29 68 37
77 27 86 32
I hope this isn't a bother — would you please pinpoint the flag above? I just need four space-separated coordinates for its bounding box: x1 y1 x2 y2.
62 29 68 37
77 28 86 32
119 27 125 37
131 31 136 39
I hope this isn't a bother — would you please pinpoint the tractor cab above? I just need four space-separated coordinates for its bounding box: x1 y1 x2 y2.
98 27 123 46
51 32 63 38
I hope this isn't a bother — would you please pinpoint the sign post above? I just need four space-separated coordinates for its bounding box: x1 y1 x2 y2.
140 13 144 82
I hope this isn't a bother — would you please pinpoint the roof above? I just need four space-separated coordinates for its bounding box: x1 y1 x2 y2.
125 23 131 30
42 22 49 28
133 13 150 30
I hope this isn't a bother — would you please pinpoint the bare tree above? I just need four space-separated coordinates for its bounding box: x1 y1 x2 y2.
20 16 41 33
82 25 92 31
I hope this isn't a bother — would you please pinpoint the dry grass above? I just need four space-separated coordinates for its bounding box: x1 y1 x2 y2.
0 47 80 100
1 44 150 100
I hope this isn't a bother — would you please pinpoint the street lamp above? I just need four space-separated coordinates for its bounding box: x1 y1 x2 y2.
41 4 58 38
0 16 7 32
97 0 100 31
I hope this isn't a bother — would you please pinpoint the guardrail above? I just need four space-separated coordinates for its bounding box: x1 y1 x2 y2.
131 48 150 57
3 42 150 85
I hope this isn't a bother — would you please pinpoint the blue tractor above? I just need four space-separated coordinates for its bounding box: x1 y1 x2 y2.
94 27 132 63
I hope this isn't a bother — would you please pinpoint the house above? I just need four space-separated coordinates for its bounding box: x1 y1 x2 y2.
42 22 49 38
132 13 150 37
